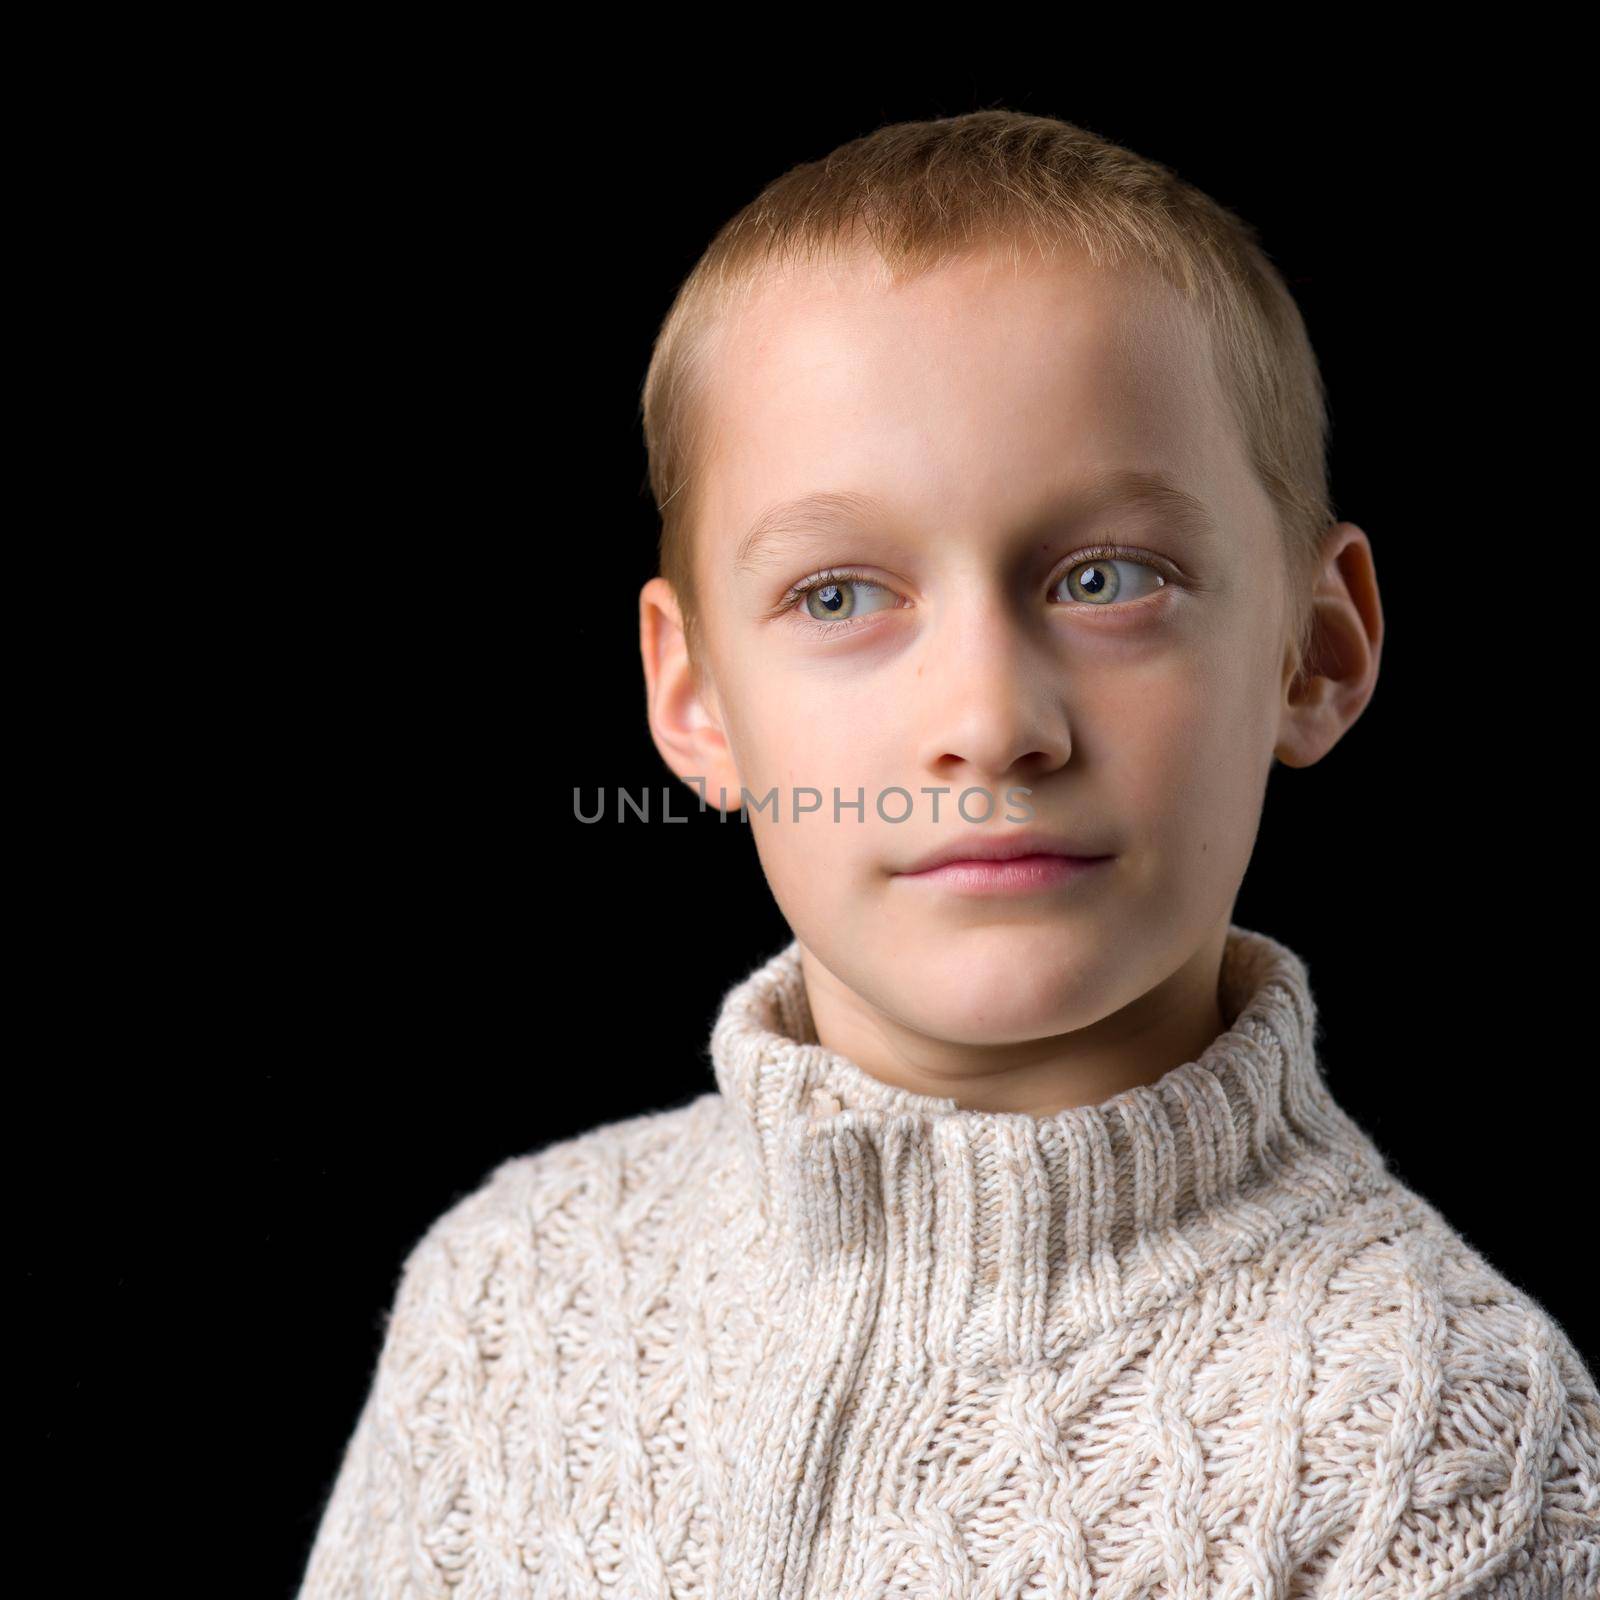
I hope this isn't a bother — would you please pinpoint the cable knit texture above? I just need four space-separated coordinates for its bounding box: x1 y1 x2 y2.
299 924 1599 1598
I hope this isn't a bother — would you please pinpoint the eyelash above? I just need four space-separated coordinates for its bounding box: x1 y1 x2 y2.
776 545 1178 637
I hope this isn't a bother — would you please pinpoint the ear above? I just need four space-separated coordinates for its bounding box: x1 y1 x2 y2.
639 577 745 812
1275 522 1384 769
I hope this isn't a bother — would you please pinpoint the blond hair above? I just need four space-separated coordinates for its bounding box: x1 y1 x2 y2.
640 109 1331 683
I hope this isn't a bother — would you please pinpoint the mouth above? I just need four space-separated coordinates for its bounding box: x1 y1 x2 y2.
893 832 1117 897
897 831 1114 873
894 852 1115 896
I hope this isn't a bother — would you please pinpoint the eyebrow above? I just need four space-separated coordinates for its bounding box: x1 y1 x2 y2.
732 467 1220 575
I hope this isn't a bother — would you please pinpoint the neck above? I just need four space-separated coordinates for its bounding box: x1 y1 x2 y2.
709 923 1395 1367
797 922 1230 1116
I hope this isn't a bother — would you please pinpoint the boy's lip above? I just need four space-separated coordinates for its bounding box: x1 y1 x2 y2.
896 831 1116 876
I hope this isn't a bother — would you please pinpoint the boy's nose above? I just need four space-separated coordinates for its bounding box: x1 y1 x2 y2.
911 612 1073 784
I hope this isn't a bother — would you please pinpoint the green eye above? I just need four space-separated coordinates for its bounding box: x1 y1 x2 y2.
800 577 896 622
1054 556 1166 606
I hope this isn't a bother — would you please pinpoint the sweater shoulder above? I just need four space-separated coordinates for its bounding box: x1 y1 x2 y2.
300 1094 740 1597
402 1089 735 1284
370 1091 753 1363
1294 1187 1599 1595
362 1097 737 1488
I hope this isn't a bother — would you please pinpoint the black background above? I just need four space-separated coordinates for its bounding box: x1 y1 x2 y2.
33 69 1593 1599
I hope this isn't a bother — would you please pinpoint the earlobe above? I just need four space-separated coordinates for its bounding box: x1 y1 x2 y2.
1273 523 1384 770
638 577 744 811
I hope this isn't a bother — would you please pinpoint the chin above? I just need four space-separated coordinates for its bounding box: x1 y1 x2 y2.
889 920 1118 1044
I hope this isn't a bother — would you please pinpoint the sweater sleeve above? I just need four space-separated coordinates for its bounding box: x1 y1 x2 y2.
297 1376 429 1600
1461 1333 1600 1600
1300 1216 1600 1600
1366 1283 1599 1599
296 1217 475 1600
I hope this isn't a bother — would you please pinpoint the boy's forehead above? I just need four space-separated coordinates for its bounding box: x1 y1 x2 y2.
696 246 1236 560
717 243 1189 367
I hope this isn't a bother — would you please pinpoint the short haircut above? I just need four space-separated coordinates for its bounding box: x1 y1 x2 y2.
640 110 1331 684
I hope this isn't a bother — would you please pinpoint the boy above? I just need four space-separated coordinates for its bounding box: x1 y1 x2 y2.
300 111 1598 1598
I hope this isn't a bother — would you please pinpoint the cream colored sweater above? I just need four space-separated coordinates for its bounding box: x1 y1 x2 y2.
299 924 1599 1599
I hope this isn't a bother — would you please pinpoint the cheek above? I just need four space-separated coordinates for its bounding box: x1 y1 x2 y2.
1085 654 1268 848
719 675 905 927
720 658 900 797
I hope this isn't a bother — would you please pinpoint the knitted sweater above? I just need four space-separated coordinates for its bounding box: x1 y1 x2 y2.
299 924 1599 1599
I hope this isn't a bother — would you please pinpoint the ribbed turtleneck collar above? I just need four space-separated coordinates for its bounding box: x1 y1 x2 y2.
708 923 1396 1367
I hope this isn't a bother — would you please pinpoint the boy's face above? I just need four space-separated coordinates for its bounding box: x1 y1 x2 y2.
650 242 1345 1046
